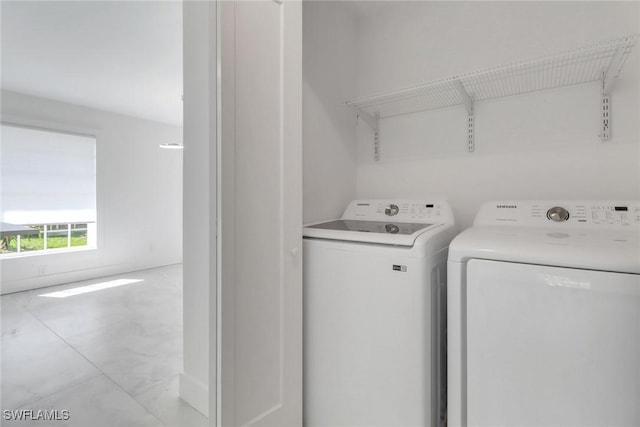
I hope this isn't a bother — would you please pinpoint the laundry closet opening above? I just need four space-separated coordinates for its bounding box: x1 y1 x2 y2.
301 1 638 427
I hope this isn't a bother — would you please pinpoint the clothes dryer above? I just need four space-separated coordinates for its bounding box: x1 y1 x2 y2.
448 200 640 426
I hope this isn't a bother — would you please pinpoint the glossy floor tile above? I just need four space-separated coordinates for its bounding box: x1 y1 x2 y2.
1 309 102 410
0 264 207 427
65 317 182 396
4 376 164 427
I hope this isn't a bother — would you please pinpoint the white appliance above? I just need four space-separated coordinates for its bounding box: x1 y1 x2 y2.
303 200 456 427
448 200 640 427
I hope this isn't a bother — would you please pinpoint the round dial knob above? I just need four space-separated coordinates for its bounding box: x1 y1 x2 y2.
384 204 399 216
385 224 399 234
547 206 570 222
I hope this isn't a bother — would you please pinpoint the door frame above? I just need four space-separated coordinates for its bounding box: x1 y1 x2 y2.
213 1 303 425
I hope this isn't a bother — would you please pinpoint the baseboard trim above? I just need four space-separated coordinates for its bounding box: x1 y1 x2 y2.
1 260 182 295
179 372 209 417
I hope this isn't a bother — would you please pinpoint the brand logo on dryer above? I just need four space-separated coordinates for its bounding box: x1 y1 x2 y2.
496 205 518 209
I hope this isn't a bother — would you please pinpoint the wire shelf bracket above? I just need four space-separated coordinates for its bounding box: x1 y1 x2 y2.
456 80 475 152
600 45 626 140
346 34 639 160
354 110 381 161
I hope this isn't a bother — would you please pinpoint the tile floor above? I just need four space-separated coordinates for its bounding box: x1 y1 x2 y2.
0 264 208 427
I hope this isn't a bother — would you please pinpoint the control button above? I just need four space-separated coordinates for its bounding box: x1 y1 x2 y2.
547 206 570 222
384 204 399 216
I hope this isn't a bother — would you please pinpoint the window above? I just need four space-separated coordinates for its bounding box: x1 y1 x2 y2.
1 124 96 256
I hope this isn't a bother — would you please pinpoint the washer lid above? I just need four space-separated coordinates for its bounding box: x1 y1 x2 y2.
448 226 640 274
303 219 441 246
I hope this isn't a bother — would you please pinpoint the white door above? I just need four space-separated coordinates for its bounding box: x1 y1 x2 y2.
466 259 640 426
218 1 302 426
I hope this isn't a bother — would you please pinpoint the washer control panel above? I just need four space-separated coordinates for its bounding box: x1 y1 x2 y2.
475 200 640 229
341 200 454 224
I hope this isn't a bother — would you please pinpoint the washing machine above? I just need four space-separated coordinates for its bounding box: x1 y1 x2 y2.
303 200 456 427
448 200 640 427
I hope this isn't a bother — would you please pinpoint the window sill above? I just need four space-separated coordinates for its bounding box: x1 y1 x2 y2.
0 246 97 259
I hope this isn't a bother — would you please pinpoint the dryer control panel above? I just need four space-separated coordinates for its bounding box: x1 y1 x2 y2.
341 200 454 224
474 200 640 229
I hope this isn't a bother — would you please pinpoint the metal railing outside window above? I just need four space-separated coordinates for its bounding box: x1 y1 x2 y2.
1 222 95 255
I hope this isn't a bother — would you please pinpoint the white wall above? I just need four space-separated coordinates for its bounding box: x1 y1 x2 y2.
353 1 640 229
302 2 358 223
180 0 213 417
0 90 183 294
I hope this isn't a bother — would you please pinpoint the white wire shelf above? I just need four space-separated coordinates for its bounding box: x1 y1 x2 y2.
346 34 639 157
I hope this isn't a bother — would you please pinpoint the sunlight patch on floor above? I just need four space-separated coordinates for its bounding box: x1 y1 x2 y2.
39 279 144 298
